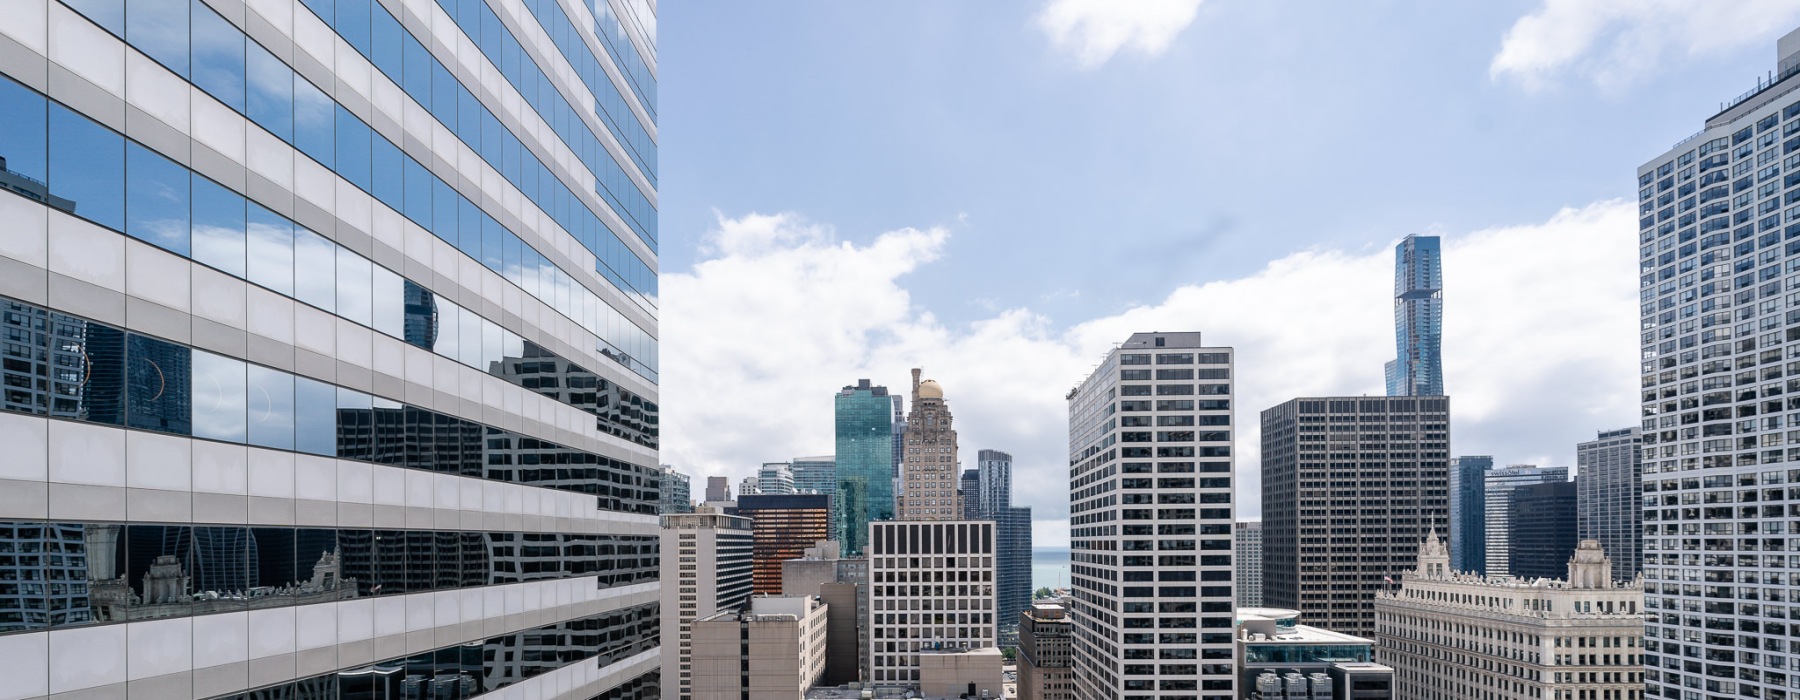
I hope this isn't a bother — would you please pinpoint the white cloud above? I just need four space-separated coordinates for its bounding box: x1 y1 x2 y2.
1034 0 1204 70
659 202 1640 549
1491 0 1800 89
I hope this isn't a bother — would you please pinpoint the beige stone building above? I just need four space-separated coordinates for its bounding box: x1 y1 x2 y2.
1374 533 1643 700
919 647 1005 699
662 506 756 699
691 595 830 700
899 368 960 520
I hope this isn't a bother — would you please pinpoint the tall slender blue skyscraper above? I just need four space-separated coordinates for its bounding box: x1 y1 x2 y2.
1385 234 1445 396
1448 455 1493 574
836 379 897 555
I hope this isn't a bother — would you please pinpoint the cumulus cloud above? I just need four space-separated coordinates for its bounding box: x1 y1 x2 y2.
1034 0 1204 70
659 202 1640 548
1491 0 1800 89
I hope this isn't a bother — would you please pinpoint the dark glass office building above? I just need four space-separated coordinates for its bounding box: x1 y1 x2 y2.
0 0 661 697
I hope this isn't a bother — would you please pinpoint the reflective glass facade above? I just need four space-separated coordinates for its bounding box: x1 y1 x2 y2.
0 0 659 696
1447 454 1492 574
1384 234 1443 397
835 380 895 556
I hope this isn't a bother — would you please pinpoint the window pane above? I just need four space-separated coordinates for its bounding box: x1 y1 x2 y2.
125 142 190 255
370 5 402 80
192 175 247 277
294 76 333 167
191 350 247 443
335 0 371 56
63 317 126 425
247 364 294 450
370 135 403 211
0 76 48 193
292 227 337 311
126 333 192 435
334 106 371 190
48 105 125 231
125 524 191 618
246 41 294 142
403 156 431 227
247 201 294 295
191 0 247 111
402 280 437 350
294 375 337 456
335 246 372 326
371 265 403 338
64 0 124 36
127 0 189 78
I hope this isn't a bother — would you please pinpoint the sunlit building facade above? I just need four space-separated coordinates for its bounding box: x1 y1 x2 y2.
0 0 663 697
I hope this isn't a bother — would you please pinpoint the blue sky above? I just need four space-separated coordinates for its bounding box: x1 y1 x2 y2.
652 1 1800 546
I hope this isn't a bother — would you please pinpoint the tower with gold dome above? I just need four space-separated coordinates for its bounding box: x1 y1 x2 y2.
899 368 961 520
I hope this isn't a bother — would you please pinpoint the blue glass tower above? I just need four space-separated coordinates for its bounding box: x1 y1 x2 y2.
836 379 896 555
1448 455 1492 574
1385 234 1444 396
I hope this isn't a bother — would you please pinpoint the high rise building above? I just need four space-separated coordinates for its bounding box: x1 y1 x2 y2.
899 369 960 521
1236 608 1393 700
662 508 756 700
1384 234 1444 397
961 468 982 519
1018 602 1075 700
1634 32 1800 700
892 394 907 482
1067 332 1236 700
706 475 733 503
995 504 1033 647
740 475 762 497
738 493 832 595
836 379 896 555
1261 396 1451 638
659 464 694 514
1507 480 1578 580
1576 428 1642 582
978 449 1013 518
0 0 663 696
1482 465 1567 578
790 455 838 540
1235 520 1264 607
690 595 830 700
867 520 997 684
1375 535 1643 700
1447 455 1493 574
757 461 796 495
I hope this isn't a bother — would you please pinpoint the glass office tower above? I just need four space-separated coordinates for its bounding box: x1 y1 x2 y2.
835 379 895 555
1576 428 1641 582
0 0 661 697
1384 234 1444 397
1447 454 1492 574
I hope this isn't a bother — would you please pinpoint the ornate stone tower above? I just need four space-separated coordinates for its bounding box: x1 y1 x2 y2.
898 368 960 520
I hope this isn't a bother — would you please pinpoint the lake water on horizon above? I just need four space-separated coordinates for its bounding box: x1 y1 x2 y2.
1032 546 1070 592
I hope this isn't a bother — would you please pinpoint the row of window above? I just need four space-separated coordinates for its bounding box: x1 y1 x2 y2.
0 297 659 513
293 0 660 246
0 520 657 634
210 605 660 700
0 72 659 382
511 0 656 180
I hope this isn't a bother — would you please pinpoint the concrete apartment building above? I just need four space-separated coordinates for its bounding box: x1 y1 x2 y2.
1067 332 1237 700
663 507 756 699
1261 396 1450 638
1019 602 1075 700
690 595 829 700
0 0 664 697
1375 534 1643 700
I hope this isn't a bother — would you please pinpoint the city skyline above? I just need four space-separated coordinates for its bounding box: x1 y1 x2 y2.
652 2 1800 544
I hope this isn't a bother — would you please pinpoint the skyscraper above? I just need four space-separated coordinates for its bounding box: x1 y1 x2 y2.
899 368 960 520
757 461 796 494
1482 465 1567 578
978 449 1013 517
1447 455 1493 574
1634 33 1800 698
960 468 982 519
658 464 695 514
1235 520 1264 607
662 507 755 700
791 455 839 540
738 493 832 595
1576 428 1642 581
1507 480 1578 580
1261 396 1451 638
836 379 896 555
1384 234 1444 396
867 520 997 684
706 475 733 503
995 504 1034 647
0 0 662 697
1067 332 1236 699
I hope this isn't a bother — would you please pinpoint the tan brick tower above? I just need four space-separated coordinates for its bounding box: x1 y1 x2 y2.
898 368 960 520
